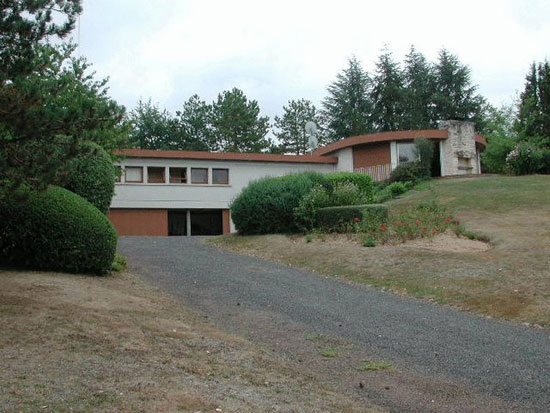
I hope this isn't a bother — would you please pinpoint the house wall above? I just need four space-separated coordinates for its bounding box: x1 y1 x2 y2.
333 148 354 171
111 157 336 233
352 142 391 168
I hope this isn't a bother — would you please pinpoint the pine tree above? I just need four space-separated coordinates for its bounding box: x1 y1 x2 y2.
273 99 325 154
210 88 271 152
370 48 406 132
517 60 550 139
402 46 435 130
432 48 485 127
322 56 373 141
175 95 213 151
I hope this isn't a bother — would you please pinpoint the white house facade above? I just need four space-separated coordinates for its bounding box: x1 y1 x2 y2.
109 120 486 236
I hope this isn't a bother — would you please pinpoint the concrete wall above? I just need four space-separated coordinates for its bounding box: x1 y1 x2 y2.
438 120 480 176
111 158 336 232
333 148 354 172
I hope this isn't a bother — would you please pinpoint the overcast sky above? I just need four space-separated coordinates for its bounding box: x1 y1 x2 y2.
76 0 550 120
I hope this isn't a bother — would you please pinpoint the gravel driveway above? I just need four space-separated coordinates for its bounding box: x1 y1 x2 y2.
119 236 550 412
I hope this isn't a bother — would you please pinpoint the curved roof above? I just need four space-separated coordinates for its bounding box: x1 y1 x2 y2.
117 148 338 164
313 129 486 156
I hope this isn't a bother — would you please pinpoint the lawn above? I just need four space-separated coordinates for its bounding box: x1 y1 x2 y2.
211 175 550 327
0 270 378 412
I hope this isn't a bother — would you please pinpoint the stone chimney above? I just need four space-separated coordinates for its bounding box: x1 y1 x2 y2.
438 120 479 176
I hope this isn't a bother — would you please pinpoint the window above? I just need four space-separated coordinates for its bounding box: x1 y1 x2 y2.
212 168 229 184
169 167 187 184
125 166 143 183
147 167 165 183
115 166 122 183
191 168 208 184
458 157 472 171
397 142 417 164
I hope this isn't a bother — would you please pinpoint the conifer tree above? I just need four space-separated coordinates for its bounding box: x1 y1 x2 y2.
322 57 373 141
402 46 435 130
517 60 550 138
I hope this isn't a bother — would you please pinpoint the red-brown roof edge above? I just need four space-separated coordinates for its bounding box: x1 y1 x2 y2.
116 149 338 164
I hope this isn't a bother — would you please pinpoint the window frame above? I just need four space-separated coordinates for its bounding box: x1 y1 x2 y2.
212 168 229 185
190 167 209 184
147 166 166 184
124 166 143 183
169 167 188 184
397 142 418 164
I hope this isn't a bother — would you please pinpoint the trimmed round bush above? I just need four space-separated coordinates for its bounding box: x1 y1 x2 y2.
0 186 117 274
63 142 115 214
326 172 374 202
231 172 329 234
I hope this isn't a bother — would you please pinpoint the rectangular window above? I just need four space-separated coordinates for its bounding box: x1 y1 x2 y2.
169 167 187 184
191 168 208 184
115 165 122 183
212 168 229 184
397 142 417 164
147 166 165 183
125 166 143 183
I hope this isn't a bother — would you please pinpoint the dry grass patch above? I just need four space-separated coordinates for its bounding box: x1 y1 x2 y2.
211 176 550 327
0 270 381 413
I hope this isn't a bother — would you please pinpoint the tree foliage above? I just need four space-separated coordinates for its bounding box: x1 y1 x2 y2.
210 88 271 152
175 94 213 151
402 46 435 129
128 99 179 150
0 1 127 196
370 48 406 132
517 60 550 139
273 99 325 154
322 56 373 141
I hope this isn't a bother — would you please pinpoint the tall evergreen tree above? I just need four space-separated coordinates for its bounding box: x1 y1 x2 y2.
273 99 325 154
518 60 550 139
432 48 485 127
370 48 406 132
402 46 435 129
128 100 178 150
322 56 373 141
175 94 213 151
210 88 271 152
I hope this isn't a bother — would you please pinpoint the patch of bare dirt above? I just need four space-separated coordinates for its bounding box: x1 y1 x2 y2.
400 232 491 253
0 270 381 413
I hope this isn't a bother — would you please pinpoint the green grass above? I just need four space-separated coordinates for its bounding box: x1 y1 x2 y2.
358 359 394 372
111 253 127 273
320 346 339 358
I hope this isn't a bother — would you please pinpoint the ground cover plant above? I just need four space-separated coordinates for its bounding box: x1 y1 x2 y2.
211 175 550 327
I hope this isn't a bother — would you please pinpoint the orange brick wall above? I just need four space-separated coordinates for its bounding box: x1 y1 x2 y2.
107 209 168 236
353 142 391 169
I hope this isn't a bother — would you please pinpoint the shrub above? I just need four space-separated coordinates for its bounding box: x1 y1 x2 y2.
0 186 117 274
316 204 388 233
414 138 434 175
363 238 376 247
231 172 329 234
294 185 332 231
387 181 408 197
389 161 426 184
331 181 371 206
505 138 550 175
326 172 374 201
63 142 115 214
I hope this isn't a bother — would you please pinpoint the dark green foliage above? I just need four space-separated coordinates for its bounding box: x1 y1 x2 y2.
370 48 406 131
230 172 329 234
414 138 434 174
316 204 388 232
480 105 518 173
0 186 117 274
432 49 486 129
330 182 371 206
505 137 550 175
211 88 271 152
62 142 115 214
176 94 215 150
273 99 326 154
293 185 332 231
402 46 435 129
322 56 373 141
517 60 550 139
389 161 427 184
128 99 181 150
387 182 408 196
325 172 374 201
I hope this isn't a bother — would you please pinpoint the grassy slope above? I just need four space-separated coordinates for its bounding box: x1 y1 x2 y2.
0 270 379 413
211 175 550 327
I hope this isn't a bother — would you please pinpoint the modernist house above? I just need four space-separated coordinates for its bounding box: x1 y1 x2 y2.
108 120 486 236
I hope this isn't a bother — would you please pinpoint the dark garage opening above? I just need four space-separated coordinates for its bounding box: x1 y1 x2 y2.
168 211 187 236
191 209 223 235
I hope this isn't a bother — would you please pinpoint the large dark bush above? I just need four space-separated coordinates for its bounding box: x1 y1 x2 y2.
63 142 115 214
0 186 117 274
230 172 329 234
389 161 426 184
316 204 388 232
326 172 374 201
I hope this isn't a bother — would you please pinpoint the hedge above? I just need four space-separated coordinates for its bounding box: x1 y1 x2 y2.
0 186 117 274
231 172 329 234
326 172 374 202
316 204 388 232
63 142 115 214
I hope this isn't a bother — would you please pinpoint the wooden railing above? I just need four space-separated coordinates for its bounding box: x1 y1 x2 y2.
354 164 392 182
